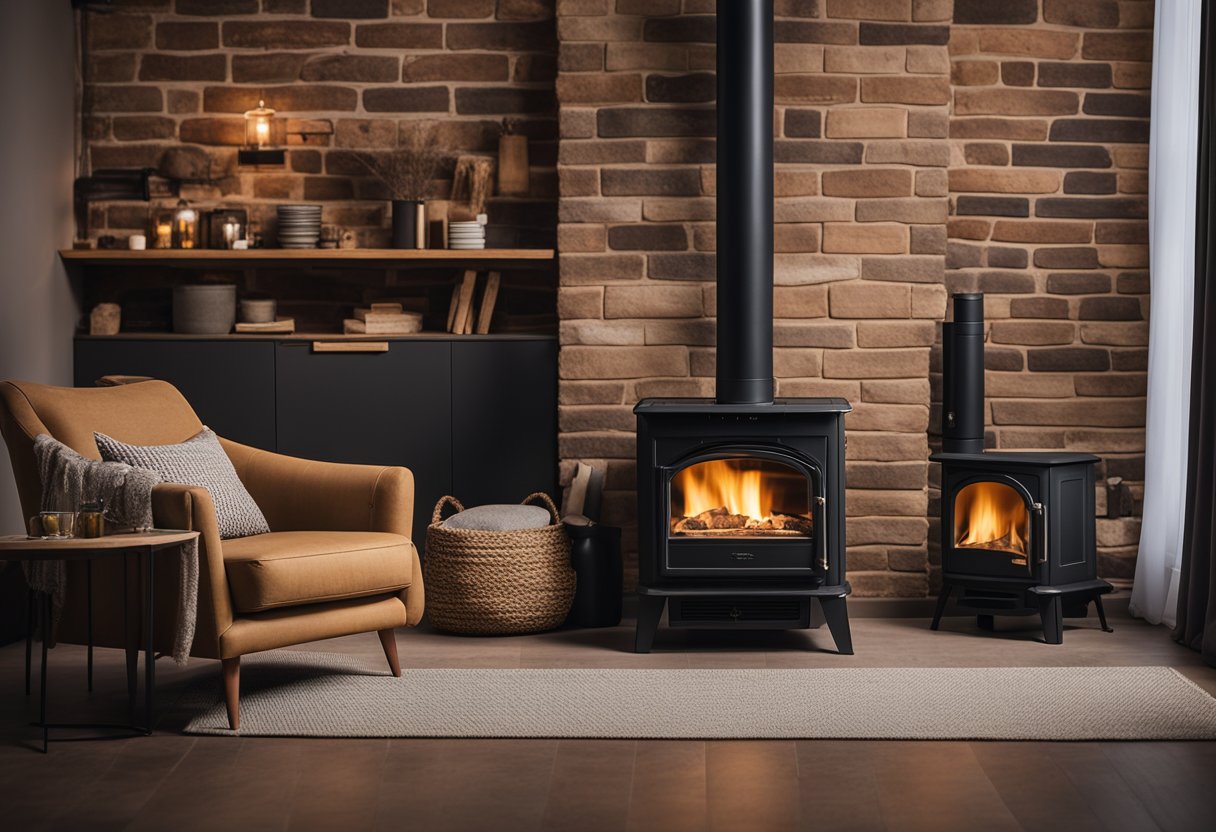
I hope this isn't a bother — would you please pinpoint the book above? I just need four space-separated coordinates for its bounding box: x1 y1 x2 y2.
235 317 295 334
476 271 501 334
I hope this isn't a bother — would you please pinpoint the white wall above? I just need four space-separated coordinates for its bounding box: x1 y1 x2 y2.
0 0 78 533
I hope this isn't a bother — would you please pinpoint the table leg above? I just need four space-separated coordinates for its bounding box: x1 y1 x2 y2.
124 555 137 724
25 588 33 696
39 592 49 754
144 549 155 735
87 560 93 694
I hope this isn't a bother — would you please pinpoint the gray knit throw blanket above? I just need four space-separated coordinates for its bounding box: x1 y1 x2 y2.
30 434 199 664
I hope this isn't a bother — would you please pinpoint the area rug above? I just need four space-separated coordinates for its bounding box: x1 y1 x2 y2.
180 651 1216 740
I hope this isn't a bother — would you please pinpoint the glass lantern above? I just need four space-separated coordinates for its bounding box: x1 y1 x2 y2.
171 199 197 250
240 100 286 166
152 209 174 250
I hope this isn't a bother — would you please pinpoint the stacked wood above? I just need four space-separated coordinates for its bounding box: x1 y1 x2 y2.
671 507 813 537
446 270 501 334
344 302 421 334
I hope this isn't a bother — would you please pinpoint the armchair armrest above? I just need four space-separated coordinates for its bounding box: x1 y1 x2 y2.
150 482 233 657
220 439 414 538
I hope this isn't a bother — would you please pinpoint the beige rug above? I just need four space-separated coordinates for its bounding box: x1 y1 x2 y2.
180 651 1216 740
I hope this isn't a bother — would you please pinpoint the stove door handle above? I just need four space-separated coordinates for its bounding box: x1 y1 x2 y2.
815 495 828 572
1033 501 1047 567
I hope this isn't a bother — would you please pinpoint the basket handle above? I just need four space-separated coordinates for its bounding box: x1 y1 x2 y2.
522 492 561 525
432 495 466 525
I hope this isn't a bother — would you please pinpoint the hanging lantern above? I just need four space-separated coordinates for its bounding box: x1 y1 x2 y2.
239 99 286 166
171 199 197 249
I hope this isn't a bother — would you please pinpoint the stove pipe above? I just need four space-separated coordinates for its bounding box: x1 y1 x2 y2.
715 0 774 405
941 293 985 454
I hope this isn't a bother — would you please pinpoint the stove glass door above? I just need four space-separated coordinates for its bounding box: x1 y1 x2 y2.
953 480 1031 565
670 456 812 539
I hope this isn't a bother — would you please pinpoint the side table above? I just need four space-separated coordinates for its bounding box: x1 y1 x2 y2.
0 530 199 752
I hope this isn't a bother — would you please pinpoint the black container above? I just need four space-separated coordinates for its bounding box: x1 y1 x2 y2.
563 522 623 628
942 292 985 454
391 199 421 249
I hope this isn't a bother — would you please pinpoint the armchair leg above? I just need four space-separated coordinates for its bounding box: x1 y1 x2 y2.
222 657 240 731
378 628 401 677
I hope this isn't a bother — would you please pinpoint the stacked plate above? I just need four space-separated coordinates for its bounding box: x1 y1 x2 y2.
448 220 486 250
277 204 322 249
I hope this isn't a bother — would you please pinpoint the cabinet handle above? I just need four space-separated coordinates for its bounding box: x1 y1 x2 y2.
311 341 389 353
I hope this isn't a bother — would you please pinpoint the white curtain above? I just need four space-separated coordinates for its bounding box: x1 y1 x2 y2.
1131 0 1202 627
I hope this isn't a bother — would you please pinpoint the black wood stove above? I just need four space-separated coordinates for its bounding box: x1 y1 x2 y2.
633 0 853 655
930 294 1113 643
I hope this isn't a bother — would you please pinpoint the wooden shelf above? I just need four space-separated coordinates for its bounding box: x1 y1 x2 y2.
75 332 555 342
59 248 555 269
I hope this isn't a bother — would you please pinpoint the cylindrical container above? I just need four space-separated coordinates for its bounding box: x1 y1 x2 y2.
563 522 623 629
415 201 427 250
498 134 530 196
173 284 237 335
391 200 421 249
129 234 146 251
942 292 985 454
239 298 276 323
77 499 105 539
38 511 76 539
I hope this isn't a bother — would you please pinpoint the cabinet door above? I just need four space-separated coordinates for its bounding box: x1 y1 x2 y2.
451 339 558 509
73 339 277 450
274 341 452 550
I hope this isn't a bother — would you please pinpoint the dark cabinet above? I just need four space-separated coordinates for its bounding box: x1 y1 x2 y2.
73 335 558 553
274 341 453 546
73 339 277 449
452 339 558 509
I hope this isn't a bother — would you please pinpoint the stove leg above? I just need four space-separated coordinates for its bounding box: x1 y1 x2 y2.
1038 595 1063 645
819 596 854 655
1093 595 1114 633
977 614 995 631
634 594 665 654
930 584 953 631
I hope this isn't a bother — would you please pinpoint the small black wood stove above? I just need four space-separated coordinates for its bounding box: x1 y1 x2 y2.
930 294 1113 643
633 0 853 655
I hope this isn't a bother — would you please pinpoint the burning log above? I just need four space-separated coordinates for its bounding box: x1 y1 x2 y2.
671 507 813 536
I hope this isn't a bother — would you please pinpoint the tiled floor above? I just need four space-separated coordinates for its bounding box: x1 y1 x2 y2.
1 606 1213 832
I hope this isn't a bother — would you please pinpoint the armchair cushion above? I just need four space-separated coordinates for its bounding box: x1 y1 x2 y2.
223 530 413 613
96 428 270 539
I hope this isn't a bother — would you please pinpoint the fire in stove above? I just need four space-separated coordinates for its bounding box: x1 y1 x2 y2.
670 458 813 537
953 481 1030 558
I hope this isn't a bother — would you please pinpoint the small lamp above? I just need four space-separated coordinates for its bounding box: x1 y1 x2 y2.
171 199 197 249
239 99 286 166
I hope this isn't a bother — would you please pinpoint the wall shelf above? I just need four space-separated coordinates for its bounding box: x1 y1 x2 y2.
59 248 556 269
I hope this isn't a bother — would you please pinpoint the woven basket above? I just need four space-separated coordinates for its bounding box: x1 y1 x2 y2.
424 492 575 635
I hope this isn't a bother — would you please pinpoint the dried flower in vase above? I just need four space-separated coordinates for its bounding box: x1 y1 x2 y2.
355 122 444 202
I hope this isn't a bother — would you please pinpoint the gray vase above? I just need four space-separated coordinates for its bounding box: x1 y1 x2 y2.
173 284 237 334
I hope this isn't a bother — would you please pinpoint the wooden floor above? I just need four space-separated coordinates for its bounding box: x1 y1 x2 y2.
1 605 1214 832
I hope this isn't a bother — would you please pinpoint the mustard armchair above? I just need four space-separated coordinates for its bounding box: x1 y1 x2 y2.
0 379 424 730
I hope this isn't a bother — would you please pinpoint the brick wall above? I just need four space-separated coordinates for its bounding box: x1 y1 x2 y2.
555 0 1151 595
82 0 558 249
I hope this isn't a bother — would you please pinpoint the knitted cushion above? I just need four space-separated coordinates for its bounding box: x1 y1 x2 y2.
95 428 270 539
441 503 552 531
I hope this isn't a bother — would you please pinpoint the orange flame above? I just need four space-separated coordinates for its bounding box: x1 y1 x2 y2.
954 481 1029 555
674 459 776 522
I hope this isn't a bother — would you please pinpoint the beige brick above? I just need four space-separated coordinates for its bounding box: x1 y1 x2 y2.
774 171 820 197
558 286 603 319
775 44 825 74
560 253 646 284
847 517 930 546
774 322 856 348
991 221 1093 244
826 0 913 20
775 253 862 284
558 224 607 253
821 169 914 198
990 321 1076 346
825 108 907 138
774 285 829 318
861 76 950 105
830 281 911 318
915 169 949 197
823 223 908 254
948 169 1061 194
991 399 1145 427
773 348 824 378
848 402 929 432
847 432 930 461
823 46 906 74
954 88 1079 116
560 346 688 379
862 255 945 283
985 373 1075 398
856 321 936 347
604 284 703 319
824 349 929 379
906 45 949 74
912 284 948 318
865 140 951 166
846 491 929 517
1080 323 1150 346
559 381 626 406
561 321 646 345
977 28 1079 60
855 198 948 224
861 378 931 403
775 198 856 223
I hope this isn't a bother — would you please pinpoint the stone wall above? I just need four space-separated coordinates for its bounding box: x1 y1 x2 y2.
555 0 1151 594
82 0 558 249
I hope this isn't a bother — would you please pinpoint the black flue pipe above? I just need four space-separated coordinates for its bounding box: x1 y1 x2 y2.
715 0 774 405
942 293 985 454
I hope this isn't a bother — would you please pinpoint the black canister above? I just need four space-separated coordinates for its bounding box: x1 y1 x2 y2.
563 521 623 628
